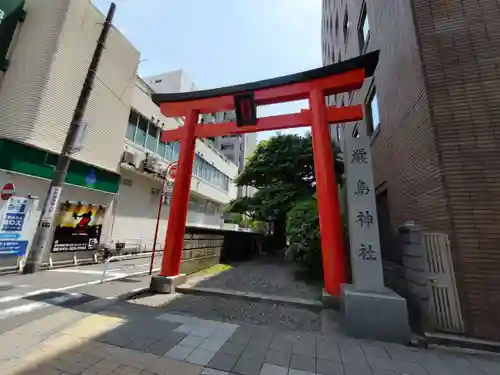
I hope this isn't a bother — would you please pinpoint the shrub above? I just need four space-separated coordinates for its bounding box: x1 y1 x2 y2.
286 198 323 278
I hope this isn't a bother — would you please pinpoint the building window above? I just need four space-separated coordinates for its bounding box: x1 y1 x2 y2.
157 141 167 159
367 90 380 134
172 142 180 161
146 123 158 152
335 14 339 37
358 4 370 52
126 111 138 141
135 116 148 146
343 8 349 44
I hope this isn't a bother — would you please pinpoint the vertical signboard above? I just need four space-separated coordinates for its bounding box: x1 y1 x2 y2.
0 196 36 256
345 132 385 292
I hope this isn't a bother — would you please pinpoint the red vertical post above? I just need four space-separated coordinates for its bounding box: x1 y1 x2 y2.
309 88 346 296
160 110 198 276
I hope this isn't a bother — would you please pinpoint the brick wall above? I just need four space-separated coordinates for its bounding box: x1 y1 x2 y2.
323 0 500 340
412 0 500 340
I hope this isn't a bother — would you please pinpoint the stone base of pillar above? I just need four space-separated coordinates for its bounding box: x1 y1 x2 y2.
322 289 340 310
341 283 411 344
150 274 186 294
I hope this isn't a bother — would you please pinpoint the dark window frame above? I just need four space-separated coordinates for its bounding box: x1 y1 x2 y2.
365 87 380 138
358 3 370 53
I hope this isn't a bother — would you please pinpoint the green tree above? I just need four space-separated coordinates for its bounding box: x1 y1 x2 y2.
228 133 344 250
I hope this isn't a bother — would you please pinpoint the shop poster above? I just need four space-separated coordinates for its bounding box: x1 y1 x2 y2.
0 196 36 257
51 202 106 252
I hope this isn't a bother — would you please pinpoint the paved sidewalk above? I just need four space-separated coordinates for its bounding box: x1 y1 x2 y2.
0 293 499 375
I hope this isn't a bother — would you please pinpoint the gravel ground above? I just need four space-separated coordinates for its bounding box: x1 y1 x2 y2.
130 292 322 333
196 257 322 300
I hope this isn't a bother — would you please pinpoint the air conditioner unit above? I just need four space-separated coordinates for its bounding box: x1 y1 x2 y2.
159 169 168 179
141 155 158 174
121 150 138 168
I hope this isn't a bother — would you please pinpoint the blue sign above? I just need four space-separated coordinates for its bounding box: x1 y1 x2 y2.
85 169 97 186
0 240 28 256
0 233 20 239
0 197 30 257
2 213 25 232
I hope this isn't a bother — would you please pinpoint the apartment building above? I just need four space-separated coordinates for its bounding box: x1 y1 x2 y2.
0 0 237 270
322 0 500 341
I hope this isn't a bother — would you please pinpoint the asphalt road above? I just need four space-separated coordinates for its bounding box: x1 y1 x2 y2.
0 258 159 335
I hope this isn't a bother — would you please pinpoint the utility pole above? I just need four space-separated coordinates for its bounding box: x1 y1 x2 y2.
23 3 116 274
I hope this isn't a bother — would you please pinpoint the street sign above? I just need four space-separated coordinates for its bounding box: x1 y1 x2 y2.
167 162 178 181
1 183 15 201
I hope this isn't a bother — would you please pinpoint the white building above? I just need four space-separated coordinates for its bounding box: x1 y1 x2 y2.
0 0 238 269
146 70 258 197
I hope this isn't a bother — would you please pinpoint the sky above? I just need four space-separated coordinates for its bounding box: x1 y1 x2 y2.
92 0 323 141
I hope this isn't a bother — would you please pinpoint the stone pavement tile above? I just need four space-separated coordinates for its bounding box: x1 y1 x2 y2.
264 349 291 368
208 352 239 372
269 333 295 353
228 327 255 345
144 355 202 375
186 348 217 366
393 360 428 375
142 333 186 356
199 337 228 352
97 331 135 348
338 342 366 363
12 364 63 375
434 353 485 375
371 370 399 375
157 313 193 324
384 344 420 363
241 344 268 361
166 344 195 360
81 358 121 375
362 344 390 361
233 355 264 375
202 368 232 375
469 357 500 375
292 336 315 357
366 357 398 371
288 370 315 375
181 335 209 348
249 329 274 347
109 365 143 375
125 337 158 351
219 342 246 356
289 354 315 373
316 338 340 362
316 359 344 375
342 362 373 375
259 363 288 375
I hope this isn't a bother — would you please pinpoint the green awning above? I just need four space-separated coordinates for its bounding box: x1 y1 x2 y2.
0 0 25 71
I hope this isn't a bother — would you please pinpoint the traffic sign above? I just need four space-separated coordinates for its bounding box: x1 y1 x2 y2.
1 183 15 201
167 163 178 181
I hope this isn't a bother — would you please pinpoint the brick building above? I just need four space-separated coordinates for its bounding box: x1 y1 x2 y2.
322 0 500 340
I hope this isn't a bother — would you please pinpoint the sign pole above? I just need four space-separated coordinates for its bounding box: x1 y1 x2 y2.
149 162 176 275
23 3 116 274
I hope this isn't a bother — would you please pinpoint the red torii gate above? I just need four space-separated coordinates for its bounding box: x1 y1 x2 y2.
151 51 379 296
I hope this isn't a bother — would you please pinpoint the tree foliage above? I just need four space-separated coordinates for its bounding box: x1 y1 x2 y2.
286 198 322 278
228 132 344 224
